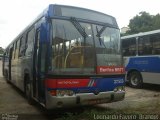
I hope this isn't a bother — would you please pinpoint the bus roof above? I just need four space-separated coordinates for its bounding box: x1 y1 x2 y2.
48 4 117 25
121 29 160 40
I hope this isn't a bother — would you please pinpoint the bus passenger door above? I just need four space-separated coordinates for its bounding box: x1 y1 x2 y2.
33 28 46 103
33 29 40 100
9 47 13 81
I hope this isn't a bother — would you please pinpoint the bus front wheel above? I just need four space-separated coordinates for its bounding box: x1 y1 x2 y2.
129 71 143 88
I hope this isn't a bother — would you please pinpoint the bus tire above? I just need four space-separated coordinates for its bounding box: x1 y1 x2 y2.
129 71 143 88
25 77 34 105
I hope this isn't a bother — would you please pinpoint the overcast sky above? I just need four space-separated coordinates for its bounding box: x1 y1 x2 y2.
0 0 160 48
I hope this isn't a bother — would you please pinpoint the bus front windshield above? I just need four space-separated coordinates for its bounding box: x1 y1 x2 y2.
50 19 121 75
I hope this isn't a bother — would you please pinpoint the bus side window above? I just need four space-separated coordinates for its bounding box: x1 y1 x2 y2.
14 42 17 59
15 39 20 59
12 43 15 60
138 36 152 55
25 28 35 56
19 35 27 57
122 38 136 56
151 33 160 55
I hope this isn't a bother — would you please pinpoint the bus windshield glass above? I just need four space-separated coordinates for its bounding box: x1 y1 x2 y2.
51 19 121 75
94 25 121 67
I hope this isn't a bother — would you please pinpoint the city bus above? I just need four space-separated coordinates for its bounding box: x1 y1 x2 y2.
2 4 125 109
121 29 160 88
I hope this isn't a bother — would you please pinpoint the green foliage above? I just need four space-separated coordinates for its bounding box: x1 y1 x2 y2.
152 14 160 30
126 12 160 34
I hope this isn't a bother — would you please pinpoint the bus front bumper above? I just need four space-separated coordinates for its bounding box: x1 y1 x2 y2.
45 91 125 109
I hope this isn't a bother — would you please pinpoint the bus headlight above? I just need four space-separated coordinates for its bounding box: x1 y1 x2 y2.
56 90 75 97
114 86 125 92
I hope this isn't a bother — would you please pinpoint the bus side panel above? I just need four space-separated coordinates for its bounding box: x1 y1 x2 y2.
141 72 160 84
15 56 33 91
125 56 160 84
11 59 17 85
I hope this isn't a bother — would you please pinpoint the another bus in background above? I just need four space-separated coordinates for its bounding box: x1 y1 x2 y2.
121 29 160 88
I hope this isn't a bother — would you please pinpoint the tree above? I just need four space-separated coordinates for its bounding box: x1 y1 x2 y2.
0 47 4 54
125 12 160 35
152 14 160 30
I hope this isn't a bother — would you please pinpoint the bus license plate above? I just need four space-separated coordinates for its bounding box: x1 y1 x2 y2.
87 99 102 104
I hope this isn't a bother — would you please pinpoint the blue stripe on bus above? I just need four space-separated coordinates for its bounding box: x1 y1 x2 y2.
126 56 160 73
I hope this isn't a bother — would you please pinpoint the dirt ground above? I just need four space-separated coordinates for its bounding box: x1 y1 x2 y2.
0 60 160 120
100 84 160 112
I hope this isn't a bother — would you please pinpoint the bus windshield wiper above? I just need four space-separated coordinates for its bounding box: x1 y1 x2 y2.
96 25 107 37
70 17 88 38
96 25 107 48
